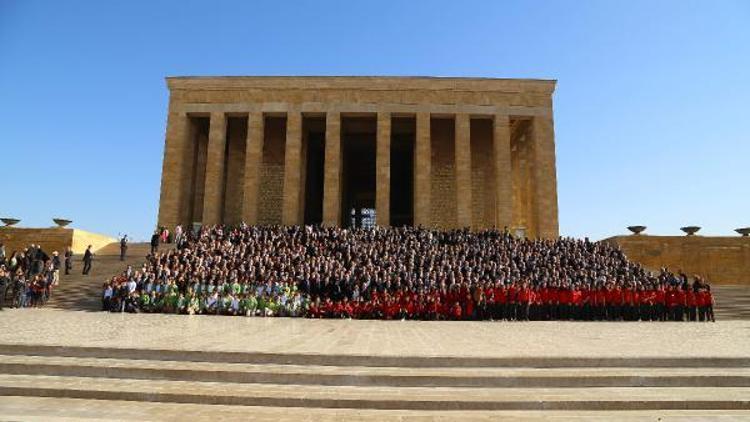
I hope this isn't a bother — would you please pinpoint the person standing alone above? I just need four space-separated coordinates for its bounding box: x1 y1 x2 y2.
150 231 160 255
119 235 128 261
64 247 73 275
82 245 94 275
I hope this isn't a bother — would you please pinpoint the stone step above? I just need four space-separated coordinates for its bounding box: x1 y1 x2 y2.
3 396 750 421
46 242 176 310
96 242 157 256
5 396 750 421
2 354 750 388
2 344 749 368
713 285 750 320
0 374 748 410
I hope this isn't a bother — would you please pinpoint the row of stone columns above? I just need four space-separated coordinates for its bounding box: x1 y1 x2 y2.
160 110 556 236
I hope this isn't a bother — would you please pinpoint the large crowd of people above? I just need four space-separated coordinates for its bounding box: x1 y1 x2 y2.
100 225 715 322
0 242 71 309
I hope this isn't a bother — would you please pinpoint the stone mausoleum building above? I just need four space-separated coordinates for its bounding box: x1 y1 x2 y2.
157 76 559 238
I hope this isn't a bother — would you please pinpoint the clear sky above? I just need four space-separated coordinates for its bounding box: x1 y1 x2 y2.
1 1 748 241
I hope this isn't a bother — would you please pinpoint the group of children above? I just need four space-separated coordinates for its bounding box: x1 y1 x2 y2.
102 275 308 317
306 281 715 322
103 272 715 322
98 224 717 322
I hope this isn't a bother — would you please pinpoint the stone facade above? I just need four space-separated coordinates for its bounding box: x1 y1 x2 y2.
605 235 750 285
157 76 559 237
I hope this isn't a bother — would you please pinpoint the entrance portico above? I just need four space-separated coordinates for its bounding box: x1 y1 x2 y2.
158 76 558 238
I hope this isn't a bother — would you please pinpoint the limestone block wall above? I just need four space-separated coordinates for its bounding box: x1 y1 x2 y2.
190 126 208 224
511 126 536 237
430 118 457 229
0 228 115 255
604 235 750 285
258 117 285 225
470 119 495 229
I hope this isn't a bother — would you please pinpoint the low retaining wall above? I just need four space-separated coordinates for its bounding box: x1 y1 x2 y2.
603 235 750 285
0 227 115 255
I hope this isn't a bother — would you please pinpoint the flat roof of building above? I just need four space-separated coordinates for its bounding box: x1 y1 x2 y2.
166 75 556 94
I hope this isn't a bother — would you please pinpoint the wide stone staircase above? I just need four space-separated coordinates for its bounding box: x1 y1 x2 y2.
46 242 163 310
713 284 750 320
0 343 748 419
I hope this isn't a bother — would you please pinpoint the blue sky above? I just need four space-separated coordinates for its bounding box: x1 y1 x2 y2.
1 0 748 241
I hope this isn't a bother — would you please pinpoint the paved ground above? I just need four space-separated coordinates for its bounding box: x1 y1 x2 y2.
0 309 747 358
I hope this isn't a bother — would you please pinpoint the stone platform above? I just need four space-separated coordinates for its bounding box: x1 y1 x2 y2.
0 310 748 419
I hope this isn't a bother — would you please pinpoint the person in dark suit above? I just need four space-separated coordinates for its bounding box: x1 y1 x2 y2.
82 245 94 275
119 235 128 261
150 231 160 255
64 247 73 275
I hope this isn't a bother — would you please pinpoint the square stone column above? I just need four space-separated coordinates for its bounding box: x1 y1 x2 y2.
282 111 303 226
201 112 227 226
157 109 191 230
242 112 264 225
376 112 391 226
322 111 341 226
531 114 559 238
414 112 431 227
454 113 472 228
493 114 513 231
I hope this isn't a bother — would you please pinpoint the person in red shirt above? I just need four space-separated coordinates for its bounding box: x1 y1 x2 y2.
580 285 592 321
464 293 475 320
655 285 667 321
494 282 507 320
426 295 439 320
340 298 353 319
528 286 540 320
450 301 462 321
611 284 625 321
638 286 655 321
594 286 607 321
516 283 530 321
558 286 571 320
507 284 518 321
540 285 552 321
696 287 715 322
685 287 697 322
622 286 634 321
675 286 687 321
570 285 583 320
307 297 321 319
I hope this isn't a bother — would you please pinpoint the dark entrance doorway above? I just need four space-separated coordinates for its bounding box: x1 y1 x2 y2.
303 117 325 225
341 117 376 228
390 117 415 227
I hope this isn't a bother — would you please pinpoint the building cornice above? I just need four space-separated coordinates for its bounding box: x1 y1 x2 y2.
166 76 556 95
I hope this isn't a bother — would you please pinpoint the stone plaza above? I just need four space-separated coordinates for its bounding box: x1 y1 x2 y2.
0 309 749 420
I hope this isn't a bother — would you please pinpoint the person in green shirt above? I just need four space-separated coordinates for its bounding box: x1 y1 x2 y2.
240 294 257 316
140 292 151 312
198 294 209 315
187 294 200 315
152 294 164 313
231 281 241 295
177 293 187 314
257 294 269 317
